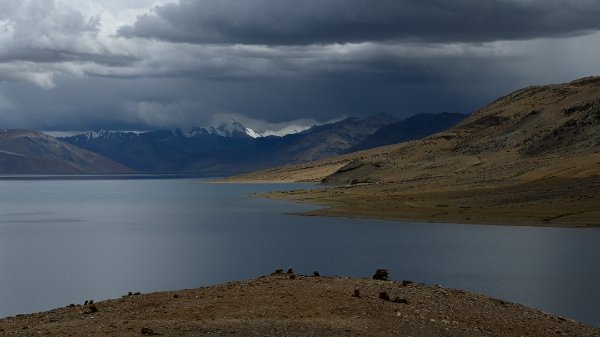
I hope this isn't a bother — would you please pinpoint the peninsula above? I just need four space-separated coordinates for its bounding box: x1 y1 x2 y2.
229 77 600 227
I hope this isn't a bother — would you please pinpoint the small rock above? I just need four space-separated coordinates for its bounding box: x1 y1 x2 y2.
313 271 320 277
141 327 156 335
402 280 413 286
289 274 296 280
379 291 390 301
352 289 361 298
373 269 389 280
274 269 283 274
287 267 294 274
392 297 408 304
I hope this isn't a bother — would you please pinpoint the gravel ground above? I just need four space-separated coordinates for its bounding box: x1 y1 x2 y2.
1 273 598 337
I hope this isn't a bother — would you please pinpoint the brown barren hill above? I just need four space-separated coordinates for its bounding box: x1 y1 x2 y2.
0 274 598 337
0 130 134 174
229 77 600 227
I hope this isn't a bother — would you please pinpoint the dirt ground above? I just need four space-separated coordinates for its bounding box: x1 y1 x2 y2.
1 273 598 337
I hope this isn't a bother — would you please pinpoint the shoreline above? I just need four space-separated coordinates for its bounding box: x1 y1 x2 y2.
282 209 600 228
277 201 600 228
1 273 598 336
252 177 600 228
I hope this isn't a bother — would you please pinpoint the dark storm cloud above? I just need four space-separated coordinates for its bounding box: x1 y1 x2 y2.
0 48 139 66
1 0 599 132
119 0 600 45
0 46 540 132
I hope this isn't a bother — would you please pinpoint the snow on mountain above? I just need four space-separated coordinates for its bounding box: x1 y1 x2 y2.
53 130 143 142
85 130 119 140
190 118 312 138
189 119 285 138
259 125 311 137
57 118 312 141
45 130 136 139
205 119 250 138
244 128 263 138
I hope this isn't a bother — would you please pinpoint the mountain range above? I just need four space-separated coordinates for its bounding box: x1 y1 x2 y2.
0 112 465 174
57 112 465 173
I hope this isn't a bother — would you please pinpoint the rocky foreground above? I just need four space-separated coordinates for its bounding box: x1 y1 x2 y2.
0 272 598 337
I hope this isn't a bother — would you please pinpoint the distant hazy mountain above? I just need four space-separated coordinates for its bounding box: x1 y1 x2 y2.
254 113 399 164
62 129 244 172
351 112 467 151
0 130 133 174
60 115 388 172
60 112 459 173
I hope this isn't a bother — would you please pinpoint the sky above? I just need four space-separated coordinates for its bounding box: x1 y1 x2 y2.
0 0 599 132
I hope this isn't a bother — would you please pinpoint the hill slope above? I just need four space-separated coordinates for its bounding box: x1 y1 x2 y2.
0 130 133 174
230 77 600 227
1 273 597 337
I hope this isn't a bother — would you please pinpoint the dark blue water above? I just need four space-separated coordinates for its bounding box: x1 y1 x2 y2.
0 178 598 326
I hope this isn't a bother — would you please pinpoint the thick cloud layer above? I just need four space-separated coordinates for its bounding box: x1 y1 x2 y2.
119 0 600 45
0 0 140 88
0 0 599 131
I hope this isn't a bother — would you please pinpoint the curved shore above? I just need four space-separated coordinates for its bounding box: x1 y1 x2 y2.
1 273 598 337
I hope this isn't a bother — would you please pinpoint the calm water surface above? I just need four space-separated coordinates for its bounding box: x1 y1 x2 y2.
0 178 599 326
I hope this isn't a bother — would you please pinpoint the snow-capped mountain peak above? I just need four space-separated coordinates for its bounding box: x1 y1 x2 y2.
195 118 312 138
190 118 261 138
259 125 311 137
244 128 262 138
59 118 313 142
208 119 250 138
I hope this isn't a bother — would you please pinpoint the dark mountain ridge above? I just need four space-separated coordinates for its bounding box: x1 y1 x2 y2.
351 112 467 151
60 112 463 173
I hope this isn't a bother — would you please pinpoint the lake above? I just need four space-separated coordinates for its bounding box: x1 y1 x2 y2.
0 178 598 326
